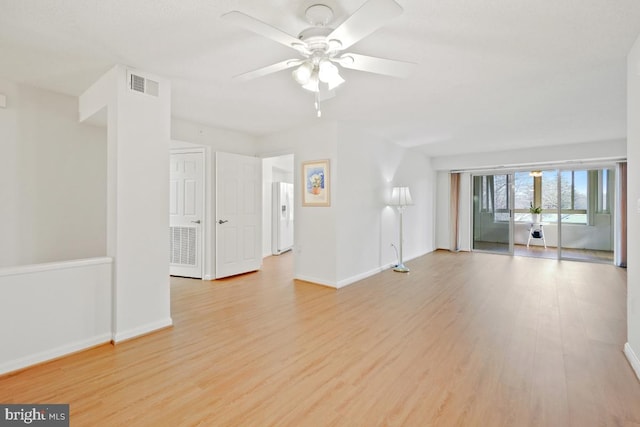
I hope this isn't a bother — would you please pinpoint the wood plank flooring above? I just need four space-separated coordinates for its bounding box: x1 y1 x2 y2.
474 241 614 263
1 251 639 426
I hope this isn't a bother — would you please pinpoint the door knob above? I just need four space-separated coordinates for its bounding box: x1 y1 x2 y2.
218 219 229 224
191 220 201 224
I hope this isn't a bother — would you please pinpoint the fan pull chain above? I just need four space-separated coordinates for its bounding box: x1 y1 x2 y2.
315 92 322 118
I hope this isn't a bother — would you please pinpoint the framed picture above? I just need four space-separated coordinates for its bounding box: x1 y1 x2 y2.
302 159 330 207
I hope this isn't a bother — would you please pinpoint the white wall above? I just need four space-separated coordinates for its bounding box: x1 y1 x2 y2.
80 65 172 342
626 34 640 379
171 118 257 155
260 122 339 286
0 78 107 268
258 122 435 288
431 139 626 171
335 124 434 286
0 258 112 374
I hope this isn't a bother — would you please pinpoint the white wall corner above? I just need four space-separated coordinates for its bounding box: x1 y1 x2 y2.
0 93 6 108
112 317 173 343
336 266 385 288
294 275 338 289
624 342 640 382
78 65 118 123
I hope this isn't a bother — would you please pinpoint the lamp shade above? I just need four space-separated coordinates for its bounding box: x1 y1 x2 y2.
390 186 413 207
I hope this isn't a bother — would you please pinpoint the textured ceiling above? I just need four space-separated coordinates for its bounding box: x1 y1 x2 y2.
1 0 639 156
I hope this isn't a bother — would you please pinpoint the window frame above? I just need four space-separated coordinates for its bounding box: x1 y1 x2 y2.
510 170 590 224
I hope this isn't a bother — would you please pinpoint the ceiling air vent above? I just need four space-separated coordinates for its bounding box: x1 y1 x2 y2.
129 72 159 97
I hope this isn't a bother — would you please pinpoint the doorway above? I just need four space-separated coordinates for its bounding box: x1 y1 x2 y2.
262 154 295 258
472 173 513 254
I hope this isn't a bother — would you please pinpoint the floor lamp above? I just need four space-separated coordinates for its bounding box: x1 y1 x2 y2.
390 186 413 273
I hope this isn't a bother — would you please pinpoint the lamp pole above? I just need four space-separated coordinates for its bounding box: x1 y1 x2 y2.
390 186 412 273
393 205 409 273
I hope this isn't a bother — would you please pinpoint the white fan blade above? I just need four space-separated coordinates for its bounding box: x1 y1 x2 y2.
222 11 305 52
234 59 303 81
338 53 415 78
327 0 403 50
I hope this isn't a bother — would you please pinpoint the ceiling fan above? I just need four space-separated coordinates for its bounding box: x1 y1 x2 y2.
221 0 415 116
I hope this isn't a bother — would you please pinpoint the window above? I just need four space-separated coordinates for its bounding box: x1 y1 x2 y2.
514 169 592 224
493 175 510 221
477 168 610 224
513 172 533 222
554 170 588 223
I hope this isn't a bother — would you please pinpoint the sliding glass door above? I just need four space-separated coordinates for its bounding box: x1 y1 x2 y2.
514 169 559 260
470 165 618 263
559 168 615 263
472 174 513 254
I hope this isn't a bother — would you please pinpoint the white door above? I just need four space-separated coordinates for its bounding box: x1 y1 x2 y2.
169 151 204 278
215 152 262 278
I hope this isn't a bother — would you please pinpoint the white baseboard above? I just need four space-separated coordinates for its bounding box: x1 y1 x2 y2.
336 266 384 288
113 317 173 343
624 342 640 382
0 333 112 375
295 250 435 290
294 274 337 289
203 274 213 281
384 249 434 271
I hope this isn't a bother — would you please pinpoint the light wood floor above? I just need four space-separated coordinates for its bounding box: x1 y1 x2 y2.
474 241 614 263
1 251 639 426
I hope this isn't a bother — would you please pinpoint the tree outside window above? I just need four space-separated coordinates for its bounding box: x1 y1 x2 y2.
480 168 609 224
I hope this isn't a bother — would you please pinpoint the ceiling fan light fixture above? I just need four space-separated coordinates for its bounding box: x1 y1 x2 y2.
318 59 344 90
318 59 339 83
292 62 314 84
302 71 320 92
223 0 415 117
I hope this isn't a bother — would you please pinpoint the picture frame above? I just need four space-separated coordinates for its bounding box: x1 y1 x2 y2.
302 159 330 207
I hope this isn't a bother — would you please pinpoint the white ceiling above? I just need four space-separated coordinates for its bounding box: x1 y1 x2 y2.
1 0 639 156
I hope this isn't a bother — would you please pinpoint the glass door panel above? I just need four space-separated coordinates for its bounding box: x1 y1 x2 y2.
514 170 558 259
472 174 513 254
559 168 615 263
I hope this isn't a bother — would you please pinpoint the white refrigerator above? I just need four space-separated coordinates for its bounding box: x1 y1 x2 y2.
272 182 294 255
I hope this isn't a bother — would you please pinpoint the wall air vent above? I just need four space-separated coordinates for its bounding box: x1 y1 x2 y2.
129 72 159 97
169 226 197 266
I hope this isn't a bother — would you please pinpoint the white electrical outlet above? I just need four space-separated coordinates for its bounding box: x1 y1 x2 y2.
0 94 6 108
